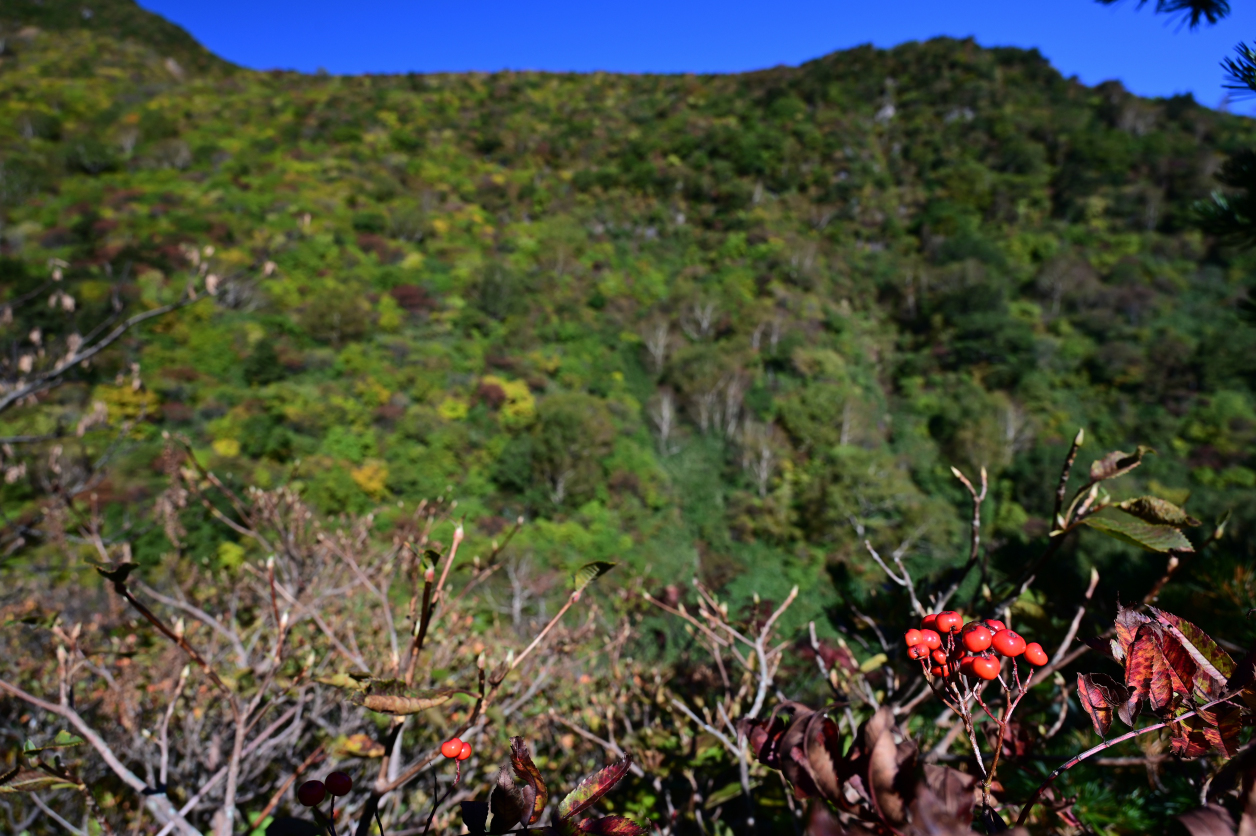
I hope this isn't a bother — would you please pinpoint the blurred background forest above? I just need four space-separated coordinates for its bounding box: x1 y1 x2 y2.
3 0 1256 833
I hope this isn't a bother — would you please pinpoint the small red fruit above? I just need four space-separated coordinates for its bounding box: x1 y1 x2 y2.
935 611 962 633
962 625 993 653
1024 642 1049 666
929 663 952 677
920 613 939 631
919 629 941 650
904 629 924 646
983 619 1007 633
991 630 1027 657
325 771 352 797
297 780 327 807
931 649 948 664
908 644 930 660
970 656 1000 680
440 738 464 759
457 741 472 761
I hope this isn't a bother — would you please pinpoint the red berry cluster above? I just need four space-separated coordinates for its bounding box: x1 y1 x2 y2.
904 611 1049 682
441 737 473 761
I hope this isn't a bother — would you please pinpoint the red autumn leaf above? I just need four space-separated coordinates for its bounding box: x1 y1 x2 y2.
1148 635 1179 713
558 754 633 821
1153 609 1234 699
1077 673 1129 737
1169 716 1213 759
1124 625 1157 720
510 737 549 825
1197 703 1243 758
1114 606 1152 663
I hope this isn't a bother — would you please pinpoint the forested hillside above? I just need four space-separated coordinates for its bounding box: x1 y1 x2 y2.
3 3 1256 832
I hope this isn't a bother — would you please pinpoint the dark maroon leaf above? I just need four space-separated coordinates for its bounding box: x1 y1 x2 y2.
919 764 977 824
744 714 787 770
1177 805 1236 836
489 769 528 834
461 800 489 834
866 708 912 827
777 708 822 800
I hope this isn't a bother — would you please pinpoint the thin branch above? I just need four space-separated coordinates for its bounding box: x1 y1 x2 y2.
1016 689 1243 826
0 678 200 836
0 293 205 416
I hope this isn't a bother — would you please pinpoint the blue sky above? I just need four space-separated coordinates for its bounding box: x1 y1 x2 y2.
141 0 1256 108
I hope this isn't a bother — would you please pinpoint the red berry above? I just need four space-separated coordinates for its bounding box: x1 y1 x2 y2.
920 613 939 631
991 630 1026 657
918 629 941 650
929 663 952 677
935 611 962 633
325 771 352 797
908 644 930 660
959 655 976 676
904 629 924 646
457 741 472 761
440 738 464 759
983 619 1007 633
297 780 327 807
931 649 948 664
962 625 993 653
970 656 1000 681
1024 642 1049 666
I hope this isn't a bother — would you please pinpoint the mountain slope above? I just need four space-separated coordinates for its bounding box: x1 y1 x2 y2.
1 0 232 75
2 14 1255 659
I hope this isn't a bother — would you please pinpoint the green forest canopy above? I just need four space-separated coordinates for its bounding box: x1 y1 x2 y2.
2 0 1256 644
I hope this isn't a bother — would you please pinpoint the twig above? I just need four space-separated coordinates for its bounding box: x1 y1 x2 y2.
249 744 325 829
0 293 206 416
0 678 200 836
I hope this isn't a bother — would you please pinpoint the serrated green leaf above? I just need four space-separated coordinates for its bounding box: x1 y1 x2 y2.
1081 515 1192 553
572 562 616 594
22 730 86 755
1116 496 1200 527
